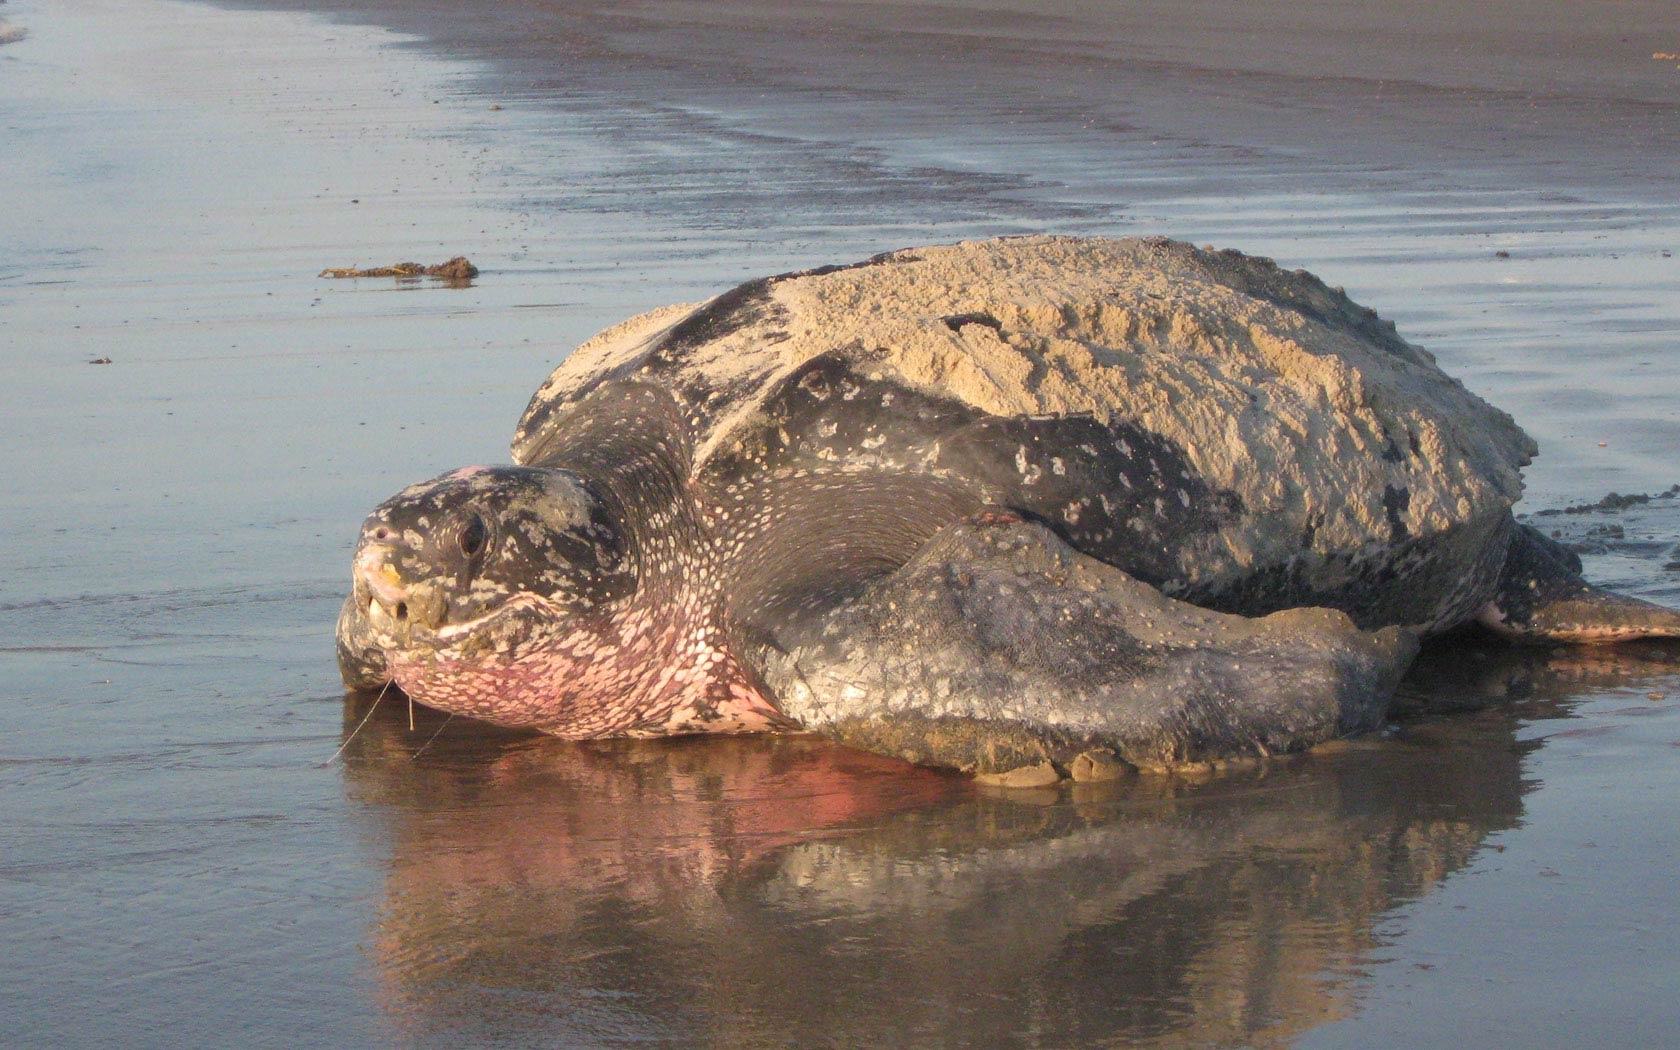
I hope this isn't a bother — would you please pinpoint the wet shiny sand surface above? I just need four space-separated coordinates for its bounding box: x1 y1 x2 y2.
3 0 1678 1045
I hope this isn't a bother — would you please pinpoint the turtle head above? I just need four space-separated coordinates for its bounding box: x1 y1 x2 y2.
337 465 634 687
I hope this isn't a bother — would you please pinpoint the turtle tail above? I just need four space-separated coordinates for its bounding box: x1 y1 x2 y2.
1478 523 1680 644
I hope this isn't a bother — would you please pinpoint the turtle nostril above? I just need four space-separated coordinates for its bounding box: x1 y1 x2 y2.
373 527 392 541
395 602 408 621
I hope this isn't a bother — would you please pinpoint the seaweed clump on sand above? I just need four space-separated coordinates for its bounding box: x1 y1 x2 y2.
319 257 478 282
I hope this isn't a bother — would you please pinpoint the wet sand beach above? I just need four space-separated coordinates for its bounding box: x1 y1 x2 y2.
3 0 1679 1046
212 0 1680 503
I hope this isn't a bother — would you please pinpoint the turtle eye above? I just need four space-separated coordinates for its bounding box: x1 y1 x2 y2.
458 514 489 558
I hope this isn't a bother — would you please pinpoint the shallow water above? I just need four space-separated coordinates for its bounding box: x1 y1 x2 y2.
3 0 1679 1046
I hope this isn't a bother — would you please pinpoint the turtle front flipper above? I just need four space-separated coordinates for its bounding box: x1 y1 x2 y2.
756 513 1419 778
1478 523 1680 643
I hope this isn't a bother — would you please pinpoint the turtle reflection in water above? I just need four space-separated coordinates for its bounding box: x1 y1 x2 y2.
337 236 1680 778
339 660 1549 1047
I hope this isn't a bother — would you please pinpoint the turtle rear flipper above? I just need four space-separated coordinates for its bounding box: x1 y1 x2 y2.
1478 524 1680 644
759 513 1419 777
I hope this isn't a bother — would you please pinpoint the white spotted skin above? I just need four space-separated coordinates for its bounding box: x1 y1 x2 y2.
341 461 791 737
383 595 785 737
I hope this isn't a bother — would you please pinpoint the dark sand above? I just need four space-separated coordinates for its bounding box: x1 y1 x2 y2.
2 0 1678 1046
214 0 1680 503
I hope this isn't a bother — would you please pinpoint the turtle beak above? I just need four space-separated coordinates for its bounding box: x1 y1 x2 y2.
353 541 449 641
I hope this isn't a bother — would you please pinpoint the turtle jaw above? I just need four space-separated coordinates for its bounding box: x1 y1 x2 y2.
358 589 449 648
359 584 567 662
343 581 790 738
350 539 454 639
375 595 649 734
336 567 571 693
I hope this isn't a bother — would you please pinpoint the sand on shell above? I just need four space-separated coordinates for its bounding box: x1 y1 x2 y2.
523 235 1532 596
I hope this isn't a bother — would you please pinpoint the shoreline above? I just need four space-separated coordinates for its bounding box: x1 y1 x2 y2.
194 0 1680 507
211 0 1680 204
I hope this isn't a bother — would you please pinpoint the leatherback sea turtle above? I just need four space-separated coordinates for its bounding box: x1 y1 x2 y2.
337 236 1680 778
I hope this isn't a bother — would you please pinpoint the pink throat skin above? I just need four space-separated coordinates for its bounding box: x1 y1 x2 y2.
384 599 789 738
